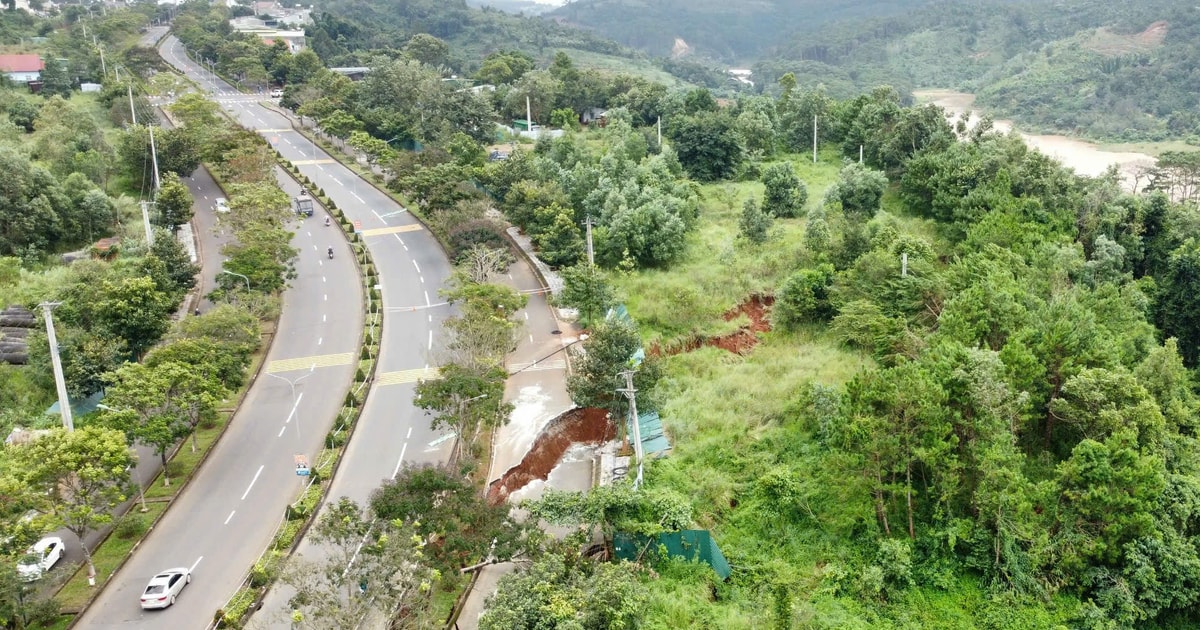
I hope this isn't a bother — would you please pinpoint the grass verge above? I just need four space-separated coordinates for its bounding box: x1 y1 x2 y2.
55 502 169 611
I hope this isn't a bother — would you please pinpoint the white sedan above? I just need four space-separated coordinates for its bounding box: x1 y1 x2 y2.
17 536 64 581
139 568 191 610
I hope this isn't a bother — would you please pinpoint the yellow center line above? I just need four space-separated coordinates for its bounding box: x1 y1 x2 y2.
375 367 439 386
360 225 424 237
266 352 356 373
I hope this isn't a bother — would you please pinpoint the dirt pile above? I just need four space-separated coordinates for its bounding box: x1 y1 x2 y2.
487 407 613 505
651 294 774 357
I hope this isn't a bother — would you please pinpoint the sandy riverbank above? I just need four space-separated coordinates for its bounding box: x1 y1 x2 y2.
914 90 1156 192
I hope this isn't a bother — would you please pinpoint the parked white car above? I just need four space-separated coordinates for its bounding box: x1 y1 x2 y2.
140 567 191 609
214 198 229 213
269 88 284 98
17 536 64 581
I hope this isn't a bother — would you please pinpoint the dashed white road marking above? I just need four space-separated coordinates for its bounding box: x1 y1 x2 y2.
224 511 235 525
392 442 409 480
241 465 264 500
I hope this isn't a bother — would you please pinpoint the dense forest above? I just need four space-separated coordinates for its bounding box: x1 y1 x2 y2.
539 0 1200 143
545 0 928 62
756 0 1199 143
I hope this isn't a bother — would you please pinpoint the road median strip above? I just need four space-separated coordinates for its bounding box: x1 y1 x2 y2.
209 148 383 630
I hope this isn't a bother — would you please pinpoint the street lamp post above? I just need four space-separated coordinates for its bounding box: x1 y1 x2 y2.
266 368 315 438
96 403 149 513
220 269 250 292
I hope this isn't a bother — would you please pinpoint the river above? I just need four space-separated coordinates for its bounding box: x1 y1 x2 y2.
914 90 1156 193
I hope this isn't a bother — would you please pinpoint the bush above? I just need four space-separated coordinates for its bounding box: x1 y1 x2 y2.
449 219 510 262
249 561 272 588
325 429 346 448
114 513 148 540
773 264 836 329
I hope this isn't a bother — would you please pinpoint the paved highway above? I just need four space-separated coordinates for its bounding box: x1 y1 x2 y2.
158 35 462 627
73 38 363 627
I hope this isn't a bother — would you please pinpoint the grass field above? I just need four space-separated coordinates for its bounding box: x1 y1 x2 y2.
607 147 994 625
613 149 843 342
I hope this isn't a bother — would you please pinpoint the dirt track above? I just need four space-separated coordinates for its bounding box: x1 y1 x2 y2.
915 90 1156 192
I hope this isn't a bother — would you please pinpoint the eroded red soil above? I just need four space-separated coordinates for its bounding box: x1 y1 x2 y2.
487 407 614 505
650 294 774 357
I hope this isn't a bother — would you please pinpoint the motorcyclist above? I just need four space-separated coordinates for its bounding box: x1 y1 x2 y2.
324 216 331 227
327 246 334 259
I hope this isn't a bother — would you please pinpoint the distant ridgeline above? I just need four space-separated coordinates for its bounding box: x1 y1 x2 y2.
752 0 1197 142
543 0 928 62
307 0 635 71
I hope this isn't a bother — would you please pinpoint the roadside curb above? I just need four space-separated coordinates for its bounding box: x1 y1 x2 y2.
60 253 280 626
210 156 378 630
258 102 457 262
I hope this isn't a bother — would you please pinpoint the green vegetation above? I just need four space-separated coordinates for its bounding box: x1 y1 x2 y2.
546 0 926 62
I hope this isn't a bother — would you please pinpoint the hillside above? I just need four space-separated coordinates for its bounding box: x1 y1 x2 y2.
308 0 643 75
544 0 927 62
755 0 1198 142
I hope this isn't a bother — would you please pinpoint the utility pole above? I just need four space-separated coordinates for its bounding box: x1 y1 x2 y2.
859 145 864 164
901 252 908 277
657 116 662 148
526 95 533 138
583 215 594 266
128 84 137 125
140 201 155 246
813 114 818 164
148 125 161 191
617 370 644 490
97 44 106 77
40 303 73 432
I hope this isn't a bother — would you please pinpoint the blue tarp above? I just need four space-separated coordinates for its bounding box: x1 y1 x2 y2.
44 391 105 417
628 411 671 455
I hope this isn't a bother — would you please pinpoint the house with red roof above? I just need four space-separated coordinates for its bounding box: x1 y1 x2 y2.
0 54 44 83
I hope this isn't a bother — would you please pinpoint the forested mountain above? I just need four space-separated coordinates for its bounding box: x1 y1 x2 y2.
755 0 1196 142
545 0 928 62
307 0 634 73
542 0 1200 142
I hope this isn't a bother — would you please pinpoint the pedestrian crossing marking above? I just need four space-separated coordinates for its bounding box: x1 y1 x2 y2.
266 352 355 373
375 367 439 386
360 225 424 237
509 360 567 373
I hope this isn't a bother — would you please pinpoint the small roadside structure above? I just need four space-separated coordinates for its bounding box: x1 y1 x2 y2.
0 54 43 83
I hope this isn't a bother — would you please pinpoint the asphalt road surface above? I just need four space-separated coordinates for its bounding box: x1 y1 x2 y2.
73 47 363 628
158 35 460 627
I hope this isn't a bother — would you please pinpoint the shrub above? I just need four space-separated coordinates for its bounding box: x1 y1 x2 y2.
114 513 148 540
449 219 510 261
249 561 272 588
774 264 836 329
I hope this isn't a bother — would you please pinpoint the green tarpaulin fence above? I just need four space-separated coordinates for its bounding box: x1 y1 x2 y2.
612 529 731 580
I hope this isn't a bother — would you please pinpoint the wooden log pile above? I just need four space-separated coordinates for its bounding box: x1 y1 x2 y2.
0 306 36 365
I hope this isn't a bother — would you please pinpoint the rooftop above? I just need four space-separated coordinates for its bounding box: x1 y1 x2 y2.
0 54 43 73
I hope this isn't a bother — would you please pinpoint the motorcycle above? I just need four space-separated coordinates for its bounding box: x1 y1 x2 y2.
327 247 334 259
324 216 331 227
